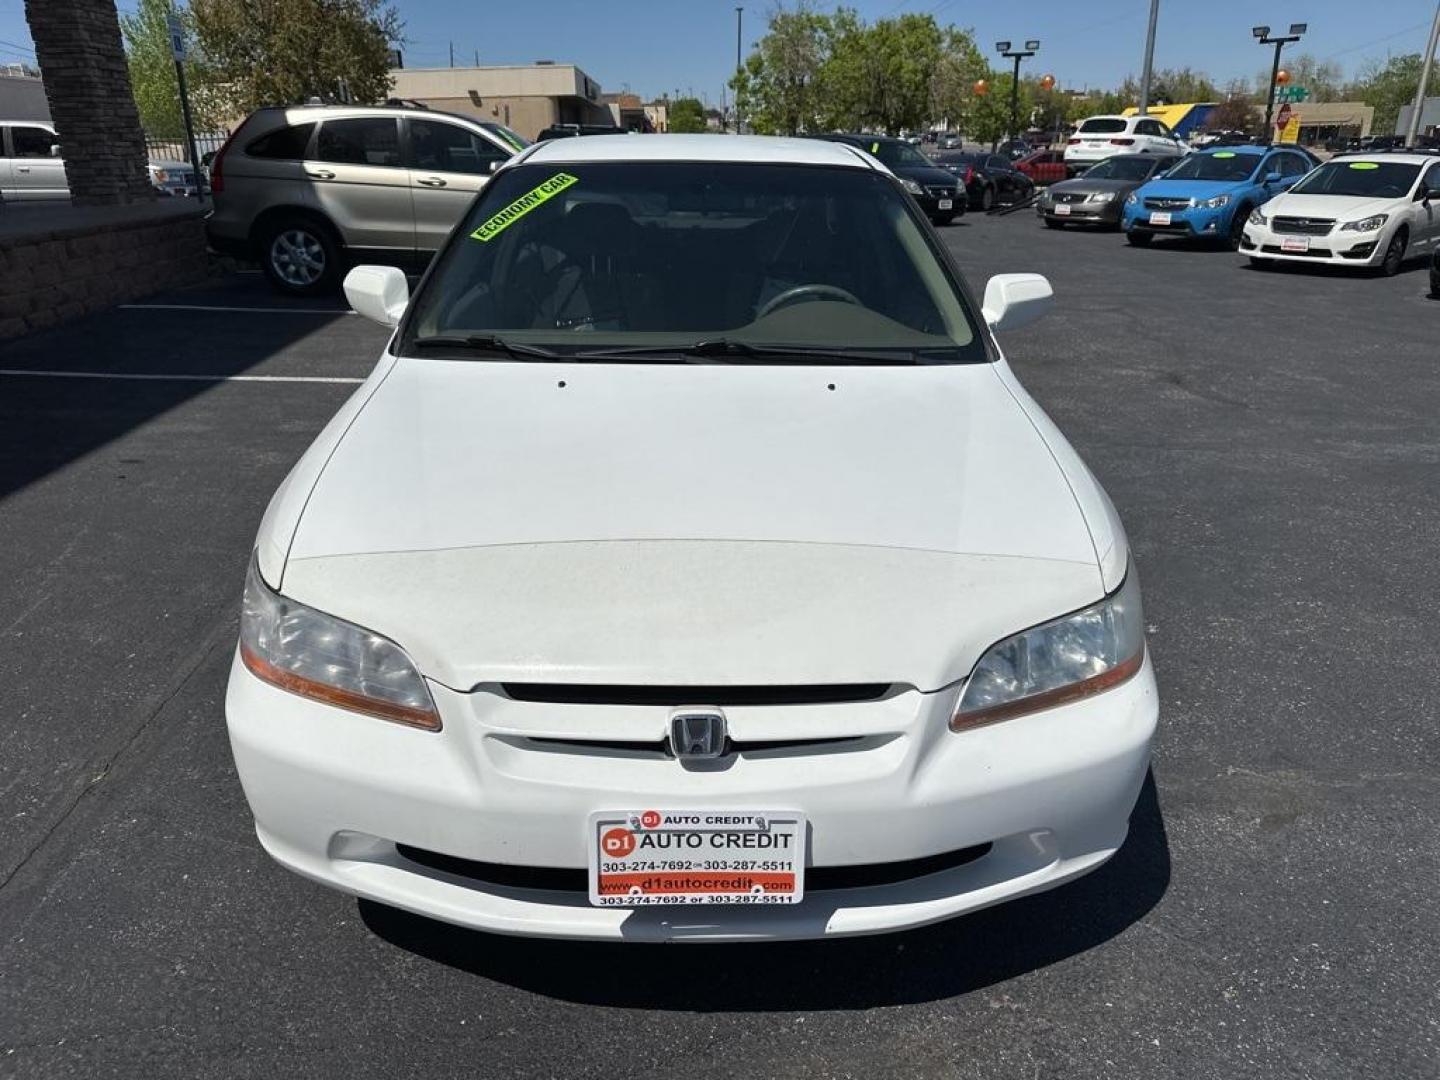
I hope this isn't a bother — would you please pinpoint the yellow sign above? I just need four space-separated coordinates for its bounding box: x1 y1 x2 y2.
470 172 578 242
1279 116 1300 144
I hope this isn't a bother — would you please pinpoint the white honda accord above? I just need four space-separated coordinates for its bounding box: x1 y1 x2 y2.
226 134 1158 942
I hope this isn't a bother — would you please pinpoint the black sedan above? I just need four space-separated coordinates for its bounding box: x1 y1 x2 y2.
809 134 967 225
932 151 1035 211
1035 154 1180 229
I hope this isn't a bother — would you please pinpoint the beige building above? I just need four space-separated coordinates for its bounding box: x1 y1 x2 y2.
387 63 613 139
1288 101 1374 145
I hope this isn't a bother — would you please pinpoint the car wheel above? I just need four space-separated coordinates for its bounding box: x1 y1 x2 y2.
980 186 995 211
1127 230 1153 247
260 217 341 296
1226 208 1248 250
1379 231 1407 277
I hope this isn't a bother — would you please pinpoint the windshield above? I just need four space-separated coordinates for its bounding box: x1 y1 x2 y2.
1162 152 1260 182
858 139 930 169
401 161 983 361
1290 160 1420 198
479 121 530 152
1084 157 1160 181
1078 118 1127 134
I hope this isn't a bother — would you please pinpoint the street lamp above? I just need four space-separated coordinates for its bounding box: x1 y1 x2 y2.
995 39 1039 149
1254 22 1306 137
734 6 743 134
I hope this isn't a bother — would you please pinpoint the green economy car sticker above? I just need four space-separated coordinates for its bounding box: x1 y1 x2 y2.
1213 151 1237 158
1348 161 1380 170
470 172 579 242
871 141 880 154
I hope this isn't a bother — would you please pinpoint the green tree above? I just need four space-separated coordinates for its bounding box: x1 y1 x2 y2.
966 72 1033 145
1205 97 1260 134
1344 53 1438 134
729 2 834 135
928 26 988 134
120 0 222 136
669 96 707 133
825 12 945 134
190 0 400 117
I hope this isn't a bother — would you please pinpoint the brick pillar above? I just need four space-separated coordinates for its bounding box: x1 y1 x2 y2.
24 0 154 206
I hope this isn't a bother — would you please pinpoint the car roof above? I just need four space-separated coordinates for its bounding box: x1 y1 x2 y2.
518 133 882 170
1329 151 1440 166
1198 144 1267 156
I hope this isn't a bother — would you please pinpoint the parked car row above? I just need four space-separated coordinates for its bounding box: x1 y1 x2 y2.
1 118 206 200
1038 141 1440 282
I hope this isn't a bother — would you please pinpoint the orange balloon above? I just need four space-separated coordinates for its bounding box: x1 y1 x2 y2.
1040 74 1056 91
1276 69 1291 85
973 79 989 96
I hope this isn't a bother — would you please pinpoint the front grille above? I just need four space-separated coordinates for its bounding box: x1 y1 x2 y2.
925 185 957 198
1144 197 1191 210
1053 191 1090 204
497 683 892 706
396 841 993 894
518 734 874 760
1272 216 1335 236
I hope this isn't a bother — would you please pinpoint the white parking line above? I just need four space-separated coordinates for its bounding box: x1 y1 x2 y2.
118 303 354 315
0 369 362 384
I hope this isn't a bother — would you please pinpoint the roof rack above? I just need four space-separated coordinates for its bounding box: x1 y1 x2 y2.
383 97 432 110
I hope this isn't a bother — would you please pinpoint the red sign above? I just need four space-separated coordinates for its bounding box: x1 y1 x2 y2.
1275 103 1293 131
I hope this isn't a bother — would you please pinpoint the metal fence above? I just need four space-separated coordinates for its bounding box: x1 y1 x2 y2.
143 131 230 166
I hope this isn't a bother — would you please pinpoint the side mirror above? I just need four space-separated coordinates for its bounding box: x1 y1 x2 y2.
488 159 502 174
344 265 409 328
50 143 61 157
982 273 1053 333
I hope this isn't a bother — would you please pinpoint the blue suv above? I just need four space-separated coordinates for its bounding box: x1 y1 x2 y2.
1122 144 1317 249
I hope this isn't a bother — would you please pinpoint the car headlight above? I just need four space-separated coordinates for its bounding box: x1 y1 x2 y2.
950 570 1145 731
1125 192 1138 205
901 178 924 195
1340 213 1388 232
1248 207 1267 226
1088 191 1115 203
239 556 441 730
1198 194 1230 209
152 168 168 183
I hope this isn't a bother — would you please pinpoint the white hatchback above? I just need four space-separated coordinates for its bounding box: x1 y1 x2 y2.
1064 114 1188 174
225 134 1159 942
1242 153 1440 274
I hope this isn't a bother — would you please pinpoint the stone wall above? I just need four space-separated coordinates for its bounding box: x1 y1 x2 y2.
24 0 154 206
0 205 208 339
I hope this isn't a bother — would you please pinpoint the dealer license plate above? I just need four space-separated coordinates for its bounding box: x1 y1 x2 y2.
1054 203 1071 215
937 198 953 210
1149 211 1172 226
588 809 806 906
1281 237 1310 253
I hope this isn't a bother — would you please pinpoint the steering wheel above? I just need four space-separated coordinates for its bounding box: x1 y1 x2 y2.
757 284 863 319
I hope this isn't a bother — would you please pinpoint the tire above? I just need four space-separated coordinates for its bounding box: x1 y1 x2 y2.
1127 230 1153 247
1379 230 1407 277
979 185 995 211
1043 218 1064 229
1226 207 1248 251
259 216 342 296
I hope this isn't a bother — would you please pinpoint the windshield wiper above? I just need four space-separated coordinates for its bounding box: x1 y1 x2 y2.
410 334 561 360
573 339 921 365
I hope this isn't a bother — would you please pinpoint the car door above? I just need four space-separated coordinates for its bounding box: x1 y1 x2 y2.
305 116 413 253
1274 152 1309 192
7 123 68 199
405 117 511 252
985 156 1016 199
1414 162 1440 252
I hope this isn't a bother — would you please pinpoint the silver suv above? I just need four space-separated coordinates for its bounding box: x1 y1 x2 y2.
1 120 67 200
206 104 528 295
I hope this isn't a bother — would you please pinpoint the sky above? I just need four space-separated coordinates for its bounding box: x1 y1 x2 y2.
1 0 1436 105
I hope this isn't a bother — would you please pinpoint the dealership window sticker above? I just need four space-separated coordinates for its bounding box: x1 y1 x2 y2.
470 172 579 242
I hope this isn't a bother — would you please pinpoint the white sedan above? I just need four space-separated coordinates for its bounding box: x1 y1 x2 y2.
225 134 1158 942
1242 153 1440 274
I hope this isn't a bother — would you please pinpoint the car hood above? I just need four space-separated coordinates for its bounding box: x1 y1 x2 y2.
1049 177 1140 196
278 356 1105 691
1262 192 1396 221
1137 177 1249 199
897 164 964 186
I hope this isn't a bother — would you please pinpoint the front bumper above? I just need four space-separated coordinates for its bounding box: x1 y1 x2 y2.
225 649 1159 942
1240 221 1387 266
1038 199 1122 224
912 190 964 217
1123 204 1229 238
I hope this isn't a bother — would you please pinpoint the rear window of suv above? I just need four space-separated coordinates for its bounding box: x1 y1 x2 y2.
246 123 316 160
1078 118 1127 134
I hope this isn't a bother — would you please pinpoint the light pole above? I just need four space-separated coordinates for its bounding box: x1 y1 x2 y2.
1405 1 1440 148
1138 0 1160 115
995 39 1040 149
734 6 744 134
1254 23 1306 138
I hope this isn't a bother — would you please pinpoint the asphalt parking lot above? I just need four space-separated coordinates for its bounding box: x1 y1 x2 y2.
2 213 1437 1079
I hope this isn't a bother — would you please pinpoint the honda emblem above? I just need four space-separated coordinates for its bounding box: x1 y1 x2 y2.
669 709 727 760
